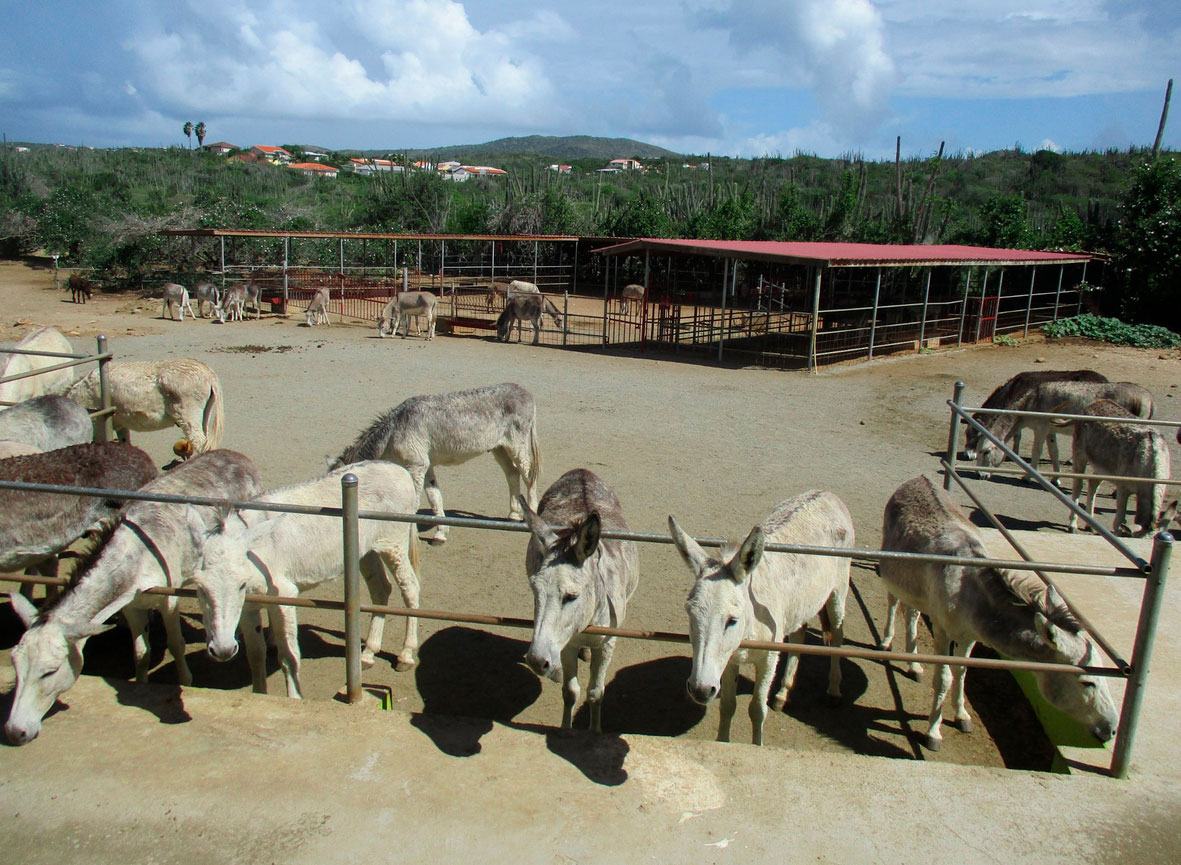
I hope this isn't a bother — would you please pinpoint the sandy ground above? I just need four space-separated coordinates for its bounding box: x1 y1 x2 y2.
2 260 1179 771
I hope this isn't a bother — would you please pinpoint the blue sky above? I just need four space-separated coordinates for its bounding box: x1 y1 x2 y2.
1 0 1178 158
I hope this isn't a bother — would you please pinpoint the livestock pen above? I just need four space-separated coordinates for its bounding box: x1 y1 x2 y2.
1 377 1171 778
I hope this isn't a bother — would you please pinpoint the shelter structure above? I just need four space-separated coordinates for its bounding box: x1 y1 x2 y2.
595 238 1095 369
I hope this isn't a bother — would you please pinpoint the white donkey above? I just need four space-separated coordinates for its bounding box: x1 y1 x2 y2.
975 379 1153 478
161 283 196 321
377 291 437 339
1059 399 1176 536
68 358 225 454
188 461 421 697
4 450 262 745
305 287 331 326
0 326 77 405
617 283 645 314
669 490 853 745
214 284 245 322
330 382 541 544
879 475 1118 751
522 469 639 733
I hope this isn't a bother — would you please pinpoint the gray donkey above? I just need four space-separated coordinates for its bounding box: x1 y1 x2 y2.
1060 399 1175 536
522 469 639 733
965 369 1107 459
0 395 93 456
331 382 541 543
975 379 1153 477
161 283 196 321
192 282 220 318
5 450 262 745
496 293 563 345
879 476 1118 751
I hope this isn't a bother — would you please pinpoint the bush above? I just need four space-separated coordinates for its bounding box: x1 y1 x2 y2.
1042 314 1181 348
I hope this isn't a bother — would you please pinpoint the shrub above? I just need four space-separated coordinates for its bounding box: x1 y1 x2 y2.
1042 314 1181 348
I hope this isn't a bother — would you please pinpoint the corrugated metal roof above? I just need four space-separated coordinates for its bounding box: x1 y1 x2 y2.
594 238 1091 267
161 229 580 242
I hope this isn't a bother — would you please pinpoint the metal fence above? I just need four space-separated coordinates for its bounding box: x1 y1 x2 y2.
0 405 1163 776
0 336 116 439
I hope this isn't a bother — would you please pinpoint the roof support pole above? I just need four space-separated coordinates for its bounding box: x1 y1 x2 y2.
718 259 729 364
533 240 539 286
973 269 989 343
1077 260 1088 315
1052 265 1064 321
601 257 609 345
490 240 495 284
868 267 882 360
282 236 289 309
918 268 932 351
570 239 579 295
995 267 1005 335
808 266 822 372
1023 267 1036 336
956 268 972 348
219 237 226 289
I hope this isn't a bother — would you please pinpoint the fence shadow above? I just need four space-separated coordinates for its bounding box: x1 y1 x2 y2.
411 626 541 757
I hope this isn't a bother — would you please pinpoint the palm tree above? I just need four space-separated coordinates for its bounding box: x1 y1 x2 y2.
195 122 206 148
183 121 193 150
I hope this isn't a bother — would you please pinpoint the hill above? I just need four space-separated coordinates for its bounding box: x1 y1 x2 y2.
354 135 680 162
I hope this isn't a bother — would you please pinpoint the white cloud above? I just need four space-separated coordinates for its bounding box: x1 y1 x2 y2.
1040 138 1061 152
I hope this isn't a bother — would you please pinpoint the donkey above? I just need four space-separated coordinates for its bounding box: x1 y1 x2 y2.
305 287 331 326
0 395 93 454
965 370 1108 460
161 283 196 321
189 461 421 697
4 450 261 745
618 283 645 315
879 475 1118 751
496 293 563 345
330 382 541 544
192 282 220 318
522 469 639 733
0 327 77 405
487 278 538 310
377 291 437 339
68 358 225 454
1058 399 1175 536
0 443 158 576
214 284 246 322
67 273 94 304
975 380 1153 478
669 490 854 746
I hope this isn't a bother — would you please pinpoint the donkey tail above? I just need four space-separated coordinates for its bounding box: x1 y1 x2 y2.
202 374 225 451
408 522 421 576
526 410 541 491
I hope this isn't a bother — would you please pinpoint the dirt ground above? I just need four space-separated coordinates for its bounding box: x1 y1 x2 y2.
2 260 1179 770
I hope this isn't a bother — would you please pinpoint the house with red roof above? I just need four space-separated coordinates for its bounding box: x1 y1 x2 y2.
250 145 293 163
288 162 338 178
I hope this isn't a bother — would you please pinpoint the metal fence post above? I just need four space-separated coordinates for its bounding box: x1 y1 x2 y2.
1023 267 1036 336
718 260 729 364
943 380 966 491
808 267 822 372
868 267 882 359
96 335 112 444
341 473 362 704
974 270 989 343
1110 530 1172 779
1052 265 1064 321
562 292 569 346
282 236 290 309
957 269 972 347
918 269 931 351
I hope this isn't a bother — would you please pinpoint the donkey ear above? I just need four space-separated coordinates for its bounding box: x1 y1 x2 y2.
729 526 765 582
521 499 559 548
75 621 116 640
668 515 710 575
573 512 601 565
8 592 39 629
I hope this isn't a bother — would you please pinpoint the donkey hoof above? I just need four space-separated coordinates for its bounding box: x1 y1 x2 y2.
394 656 418 672
877 640 892 651
770 696 788 712
826 693 841 708
361 653 376 670
924 734 942 752
958 717 974 734
909 666 924 682
425 534 448 547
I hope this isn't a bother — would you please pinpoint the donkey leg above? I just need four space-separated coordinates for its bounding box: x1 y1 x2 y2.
1069 454 1088 532
267 600 304 699
1081 480 1101 533
750 651 775 746
950 639 975 732
422 465 448 544
123 605 152 684
825 591 847 705
240 606 268 694
771 629 806 711
586 638 615 734
924 628 953 751
492 447 526 520
358 551 391 670
904 606 923 680
374 542 421 671
162 600 193 686
880 593 899 650
1113 487 1132 536
560 643 581 729
717 660 739 743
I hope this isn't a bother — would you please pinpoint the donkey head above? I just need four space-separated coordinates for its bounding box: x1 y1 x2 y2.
1029 609 1118 743
188 516 256 663
668 516 764 705
521 501 601 682
5 594 110 745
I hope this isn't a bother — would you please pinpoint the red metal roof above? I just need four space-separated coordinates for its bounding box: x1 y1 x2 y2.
594 238 1090 267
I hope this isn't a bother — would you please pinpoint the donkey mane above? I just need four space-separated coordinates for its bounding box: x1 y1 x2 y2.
988 567 1081 634
332 408 398 468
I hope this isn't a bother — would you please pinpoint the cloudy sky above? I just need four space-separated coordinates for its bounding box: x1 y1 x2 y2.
1 0 1178 158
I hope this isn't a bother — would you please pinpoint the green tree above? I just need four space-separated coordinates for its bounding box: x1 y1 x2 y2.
977 195 1035 248
770 183 822 240
1112 158 1181 328
195 122 206 148
598 192 672 237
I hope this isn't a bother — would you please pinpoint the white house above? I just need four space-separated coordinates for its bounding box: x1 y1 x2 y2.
303 148 330 161
348 157 402 175
548 164 572 174
203 141 237 155
251 145 293 163
607 157 643 171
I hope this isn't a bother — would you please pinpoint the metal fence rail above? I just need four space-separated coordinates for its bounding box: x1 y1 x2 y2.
0 459 1154 776
0 335 116 440
940 381 1173 778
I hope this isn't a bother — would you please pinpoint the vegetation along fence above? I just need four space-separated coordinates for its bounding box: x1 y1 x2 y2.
1 383 1167 778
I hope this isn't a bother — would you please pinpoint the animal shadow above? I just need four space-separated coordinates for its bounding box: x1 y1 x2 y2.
966 510 1063 533
411 626 541 757
544 728 630 786
103 677 192 726
572 656 706 737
